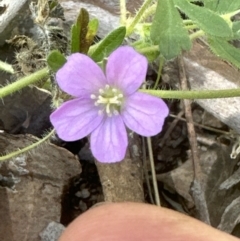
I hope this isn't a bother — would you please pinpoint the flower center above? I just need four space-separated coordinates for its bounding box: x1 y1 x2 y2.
90 85 124 117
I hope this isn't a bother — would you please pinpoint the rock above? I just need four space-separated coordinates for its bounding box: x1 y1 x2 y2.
0 86 52 137
163 41 240 134
0 0 30 46
58 0 143 38
39 221 65 241
157 144 240 229
184 52 240 133
0 132 81 241
59 0 119 38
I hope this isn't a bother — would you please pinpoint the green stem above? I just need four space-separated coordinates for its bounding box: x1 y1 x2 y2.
126 0 152 36
139 3 156 23
138 45 159 54
0 129 55 162
0 60 14 74
183 19 193 25
153 56 165 89
222 9 240 20
120 0 127 25
0 67 49 98
189 30 205 40
140 88 240 99
184 24 198 30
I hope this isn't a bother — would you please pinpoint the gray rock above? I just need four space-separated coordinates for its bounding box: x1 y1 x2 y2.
59 1 119 38
0 0 30 45
39 221 65 241
0 132 81 241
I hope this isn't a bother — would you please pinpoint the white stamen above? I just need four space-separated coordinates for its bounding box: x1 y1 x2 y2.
109 96 119 104
106 103 111 114
116 101 121 106
99 88 104 94
118 94 123 98
92 86 124 117
105 84 110 90
97 96 108 104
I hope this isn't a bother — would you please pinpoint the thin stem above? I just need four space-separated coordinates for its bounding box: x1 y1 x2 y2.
142 137 154 204
140 88 240 99
222 9 240 20
0 67 49 98
183 19 194 25
178 56 210 224
138 45 159 54
169 114 230 135
0 60 14 74
126 0 152 36
139 3 156 23
0 129 55 162
147 137 161 206
189 30 205 40
184 24 198 30
119 0 127 25
153 55 165 89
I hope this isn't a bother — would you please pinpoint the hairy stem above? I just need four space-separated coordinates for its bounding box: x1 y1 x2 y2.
0 67 49 98
126 0 153 36
0 129 55 162
119 0 127 24
0 60 14 74
141 88 240 99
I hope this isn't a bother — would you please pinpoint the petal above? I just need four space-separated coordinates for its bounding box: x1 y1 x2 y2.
106 46 148 95
122 92 169 136
90 116 128 163
56 53 107 97
50 98 103 141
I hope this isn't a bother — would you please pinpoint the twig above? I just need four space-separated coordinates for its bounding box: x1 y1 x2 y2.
159 110 185 147
144 81 160 206
178 56 210 224
147 137 160 206
142 137 154 204
169 114 230 135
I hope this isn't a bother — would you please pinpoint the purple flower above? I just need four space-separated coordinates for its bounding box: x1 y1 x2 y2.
50 46 169 163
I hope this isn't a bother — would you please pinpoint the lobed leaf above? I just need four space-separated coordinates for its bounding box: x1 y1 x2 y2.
174 0 233 38
150 0 191 60
208 37 240 69
204 0 240 13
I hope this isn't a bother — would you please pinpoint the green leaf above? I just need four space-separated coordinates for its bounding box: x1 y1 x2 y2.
174 0 232 37
70 8 89 53
204 0 240 13
89 26 126 62
47 50 67 72
208 37 240 69
85 19 99 51
150 0 191 60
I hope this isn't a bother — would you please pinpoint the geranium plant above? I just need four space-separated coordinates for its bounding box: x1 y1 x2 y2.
50 46 169 162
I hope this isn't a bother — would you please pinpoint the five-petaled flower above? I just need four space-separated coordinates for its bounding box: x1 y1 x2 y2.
50 46 169 163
